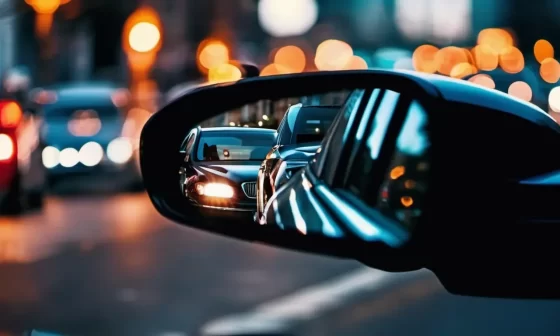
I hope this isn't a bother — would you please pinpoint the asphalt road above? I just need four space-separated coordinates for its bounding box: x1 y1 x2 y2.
0 190 362 335
1 188 559 336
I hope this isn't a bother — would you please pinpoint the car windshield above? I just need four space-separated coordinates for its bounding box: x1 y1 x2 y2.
43 104 121 120
195 130 275 161
293 107 339 144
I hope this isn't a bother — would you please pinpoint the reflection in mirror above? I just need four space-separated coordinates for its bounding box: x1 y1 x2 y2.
262 89 431 248
177 90 352 225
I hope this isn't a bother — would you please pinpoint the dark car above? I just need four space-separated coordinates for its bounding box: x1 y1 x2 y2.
0 99 46 214
179 126 276 220
262 74 560 243
255 103 340 223
37 83 142 190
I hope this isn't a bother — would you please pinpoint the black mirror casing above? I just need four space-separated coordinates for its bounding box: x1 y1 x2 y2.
141 70 560 299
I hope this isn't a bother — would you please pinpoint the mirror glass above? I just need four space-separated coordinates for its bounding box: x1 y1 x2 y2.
174 86 431 247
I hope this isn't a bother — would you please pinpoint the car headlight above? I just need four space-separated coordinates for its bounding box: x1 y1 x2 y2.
107 137 133 164
194 182 234 198
42 146 59 168
79 141 104 167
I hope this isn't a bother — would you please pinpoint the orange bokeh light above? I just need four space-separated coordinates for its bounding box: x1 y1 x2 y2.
450 62 477 79
540 58 560 84
122 6 162 55
260 64 279 76
508 81 532 101
471 45 499 71
468 74 496 89
274 45 306 73
412 45 439 73
198 40 230 72
314 39 353 71
344 55 368 70
477 28 514 55
260 64 292 76
534 39 554 64
499 46 524 74
0 102 23 128
208 63 242 83
435 46 469 76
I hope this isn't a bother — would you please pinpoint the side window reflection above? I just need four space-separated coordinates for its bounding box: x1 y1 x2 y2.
377 100 430 230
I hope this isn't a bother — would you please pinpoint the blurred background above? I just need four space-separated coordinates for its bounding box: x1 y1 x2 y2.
2 1 560 335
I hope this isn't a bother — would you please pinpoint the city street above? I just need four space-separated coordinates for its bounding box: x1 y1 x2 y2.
0 188 559 336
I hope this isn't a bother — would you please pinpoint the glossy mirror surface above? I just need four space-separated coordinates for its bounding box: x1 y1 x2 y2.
176 89 352 225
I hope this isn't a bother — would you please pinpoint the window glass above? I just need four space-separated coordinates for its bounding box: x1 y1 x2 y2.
292 106 339 144
312 89 366 182
346 90 402 197
377 101 431 231
195 131 275 161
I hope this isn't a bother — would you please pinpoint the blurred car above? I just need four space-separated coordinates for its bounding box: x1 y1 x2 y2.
36 83 142 190
256 103 340 223
179 126 276 220
0 99 46 214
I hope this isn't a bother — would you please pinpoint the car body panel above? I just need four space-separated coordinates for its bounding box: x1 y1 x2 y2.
256 105 340 222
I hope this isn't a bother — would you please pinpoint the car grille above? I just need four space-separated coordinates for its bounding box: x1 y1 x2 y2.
241 182 257 199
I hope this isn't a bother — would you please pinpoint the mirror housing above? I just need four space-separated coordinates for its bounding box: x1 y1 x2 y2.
141 70 560 299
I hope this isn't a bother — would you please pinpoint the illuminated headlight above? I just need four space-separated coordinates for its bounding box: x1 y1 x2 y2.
42 146 60 168
79 141 103 167
59 148 79 167
195 182 234 198
107 137 133 164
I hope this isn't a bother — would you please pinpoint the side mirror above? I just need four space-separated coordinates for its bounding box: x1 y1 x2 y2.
141 70 560 299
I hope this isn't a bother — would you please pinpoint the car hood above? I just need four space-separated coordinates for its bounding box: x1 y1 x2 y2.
195 163 261 184
42 118 123 148
276 143 320 161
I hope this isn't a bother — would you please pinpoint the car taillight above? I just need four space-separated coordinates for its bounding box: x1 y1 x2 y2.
0 100 22 128
0 133 15 161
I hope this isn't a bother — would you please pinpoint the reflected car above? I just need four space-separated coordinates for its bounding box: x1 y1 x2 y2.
256 103 340 223
179 126 276 220
37 83 142 190
0 99 46 214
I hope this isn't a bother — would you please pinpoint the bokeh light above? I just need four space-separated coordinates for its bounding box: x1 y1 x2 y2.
498 46 524 74
477 28 514 55
260 64 279 76
314 39 353 71
198 40 230 72
508 81 532 101
548 87 560 113
208 63 242 83
274 46 306 73
344 55 368 70
128 22 161 53
472 45 499 71
539 58 560 84
450 62 477 78
258 0 318 37
534 39 554 64
435 46 469 76
468 74 496 89
412 45 439 74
